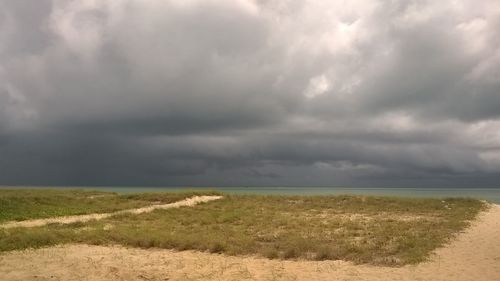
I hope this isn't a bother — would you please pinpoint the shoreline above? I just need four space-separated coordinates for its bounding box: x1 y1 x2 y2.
2 186 500 203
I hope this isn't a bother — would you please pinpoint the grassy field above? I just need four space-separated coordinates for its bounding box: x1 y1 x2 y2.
0 191 486 266
0 189 220 223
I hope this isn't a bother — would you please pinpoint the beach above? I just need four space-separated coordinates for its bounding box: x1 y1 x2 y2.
3 0 499 279
1 202 498 280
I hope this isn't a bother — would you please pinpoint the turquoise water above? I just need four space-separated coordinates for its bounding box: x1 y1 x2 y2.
3 186 500 203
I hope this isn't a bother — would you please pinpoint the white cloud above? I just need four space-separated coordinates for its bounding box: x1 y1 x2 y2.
50 0 108 61
304 75 330 99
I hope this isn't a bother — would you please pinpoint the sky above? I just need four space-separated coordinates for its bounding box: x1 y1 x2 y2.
1 0 500 187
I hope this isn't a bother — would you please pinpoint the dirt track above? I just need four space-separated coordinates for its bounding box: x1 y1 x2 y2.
0 195 223 229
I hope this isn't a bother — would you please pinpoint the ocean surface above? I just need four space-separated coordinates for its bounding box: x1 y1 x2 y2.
3 186 500 203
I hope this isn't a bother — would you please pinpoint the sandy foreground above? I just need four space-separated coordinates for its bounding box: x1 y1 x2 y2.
0 204 499 281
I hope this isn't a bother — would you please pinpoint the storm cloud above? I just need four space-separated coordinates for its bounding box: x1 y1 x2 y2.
1 0 500 187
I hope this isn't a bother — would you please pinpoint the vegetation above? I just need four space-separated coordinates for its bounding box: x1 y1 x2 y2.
0 189 220 222
0 191 486 266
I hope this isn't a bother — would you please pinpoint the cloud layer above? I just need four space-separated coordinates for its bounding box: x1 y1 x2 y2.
1 0 500 187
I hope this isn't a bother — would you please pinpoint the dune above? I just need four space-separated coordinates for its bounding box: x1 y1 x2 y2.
0 204 498 280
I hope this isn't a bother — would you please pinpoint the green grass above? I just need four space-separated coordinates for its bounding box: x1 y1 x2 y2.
0 192 486 266
0 189 221 223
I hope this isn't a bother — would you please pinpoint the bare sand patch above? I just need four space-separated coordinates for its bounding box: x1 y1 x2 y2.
296 211 443 223
0 196 222 229
0 204 498 280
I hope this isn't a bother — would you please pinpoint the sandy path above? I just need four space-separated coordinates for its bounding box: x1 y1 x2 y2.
0 195 222 229
0 204 498 281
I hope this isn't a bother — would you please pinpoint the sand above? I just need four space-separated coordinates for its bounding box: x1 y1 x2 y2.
0 195 223 229
0 204 498 281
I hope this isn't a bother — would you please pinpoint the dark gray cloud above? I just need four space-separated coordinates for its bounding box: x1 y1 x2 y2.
1 0 500 187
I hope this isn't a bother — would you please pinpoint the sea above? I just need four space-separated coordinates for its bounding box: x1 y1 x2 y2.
3 186 500 204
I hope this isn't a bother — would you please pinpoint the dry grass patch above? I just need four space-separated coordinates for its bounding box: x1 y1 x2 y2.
0 194 486 266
